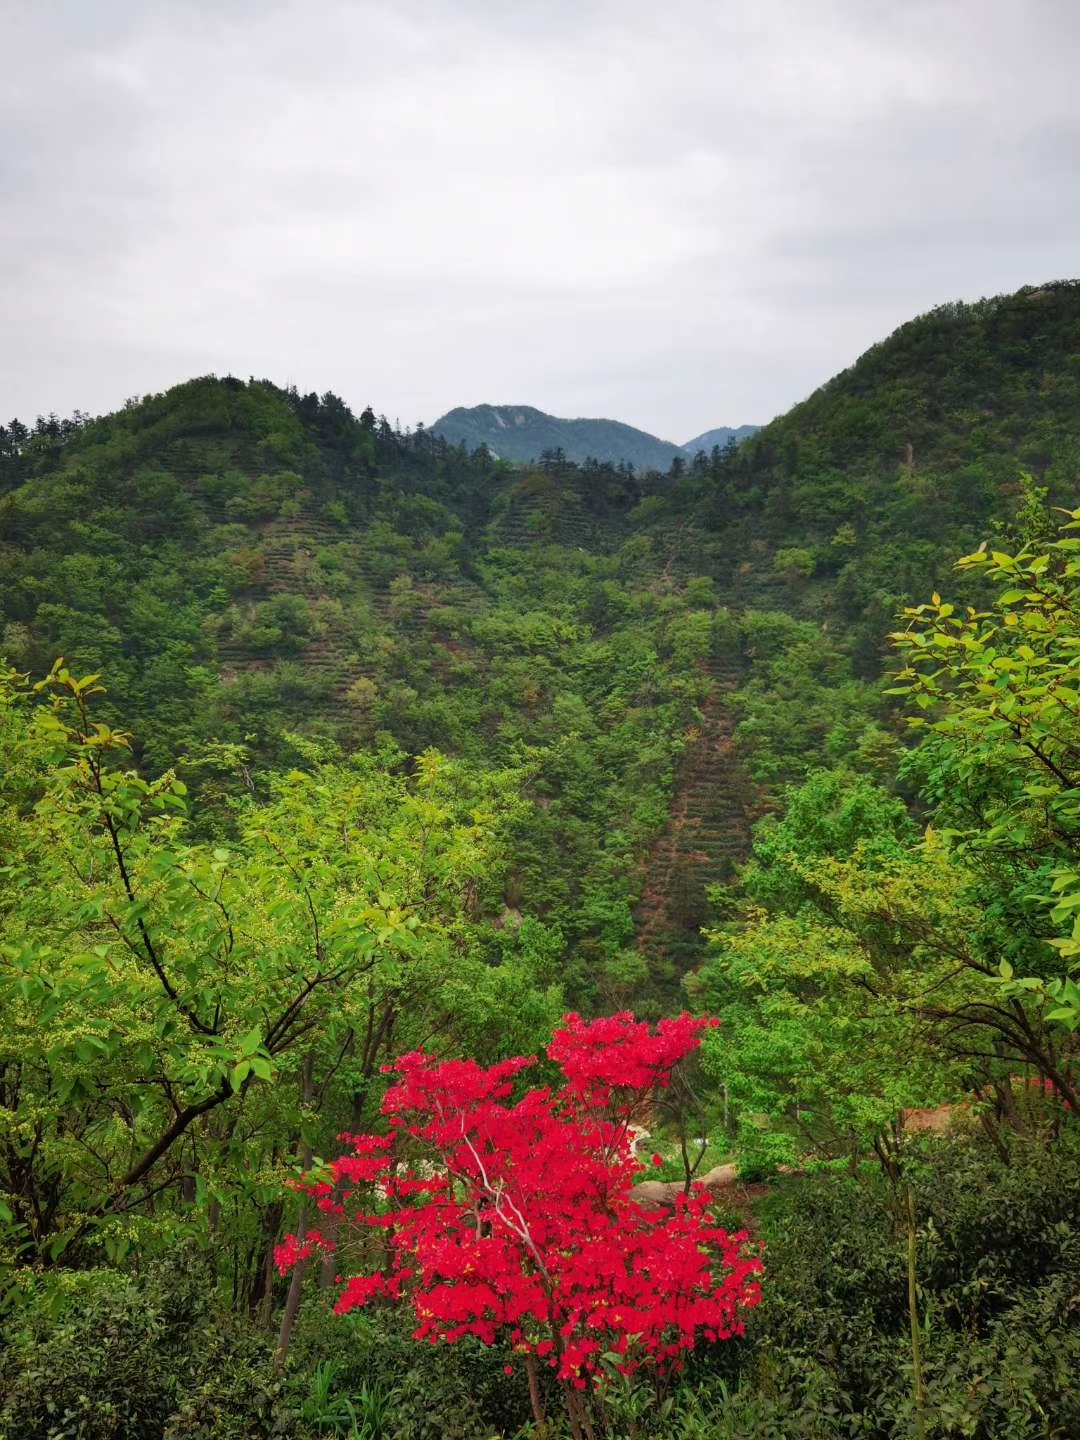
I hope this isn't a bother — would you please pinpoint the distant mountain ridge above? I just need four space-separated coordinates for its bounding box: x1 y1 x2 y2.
429 404 759 469
681 425 761 453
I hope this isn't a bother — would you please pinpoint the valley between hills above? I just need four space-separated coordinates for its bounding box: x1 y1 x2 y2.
2 280 1080 1437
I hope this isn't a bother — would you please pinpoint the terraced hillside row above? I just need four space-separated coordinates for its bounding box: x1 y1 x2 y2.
634 648 758 991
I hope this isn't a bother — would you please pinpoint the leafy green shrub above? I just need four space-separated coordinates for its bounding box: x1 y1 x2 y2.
733 1126 798 1183
772 547 815 582
285 1302 537 1440
696 1135 1080 1438
0 1254 280 1440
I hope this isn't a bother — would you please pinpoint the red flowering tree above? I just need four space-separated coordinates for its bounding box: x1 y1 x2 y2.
276 1013 762 1438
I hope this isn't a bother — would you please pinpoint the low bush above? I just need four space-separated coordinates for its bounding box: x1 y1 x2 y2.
689 1133 1080 1439
0 1252 280 1440
2 1135 1077 1439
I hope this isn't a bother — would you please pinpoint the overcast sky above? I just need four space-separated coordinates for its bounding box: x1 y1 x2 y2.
2 0 1078 442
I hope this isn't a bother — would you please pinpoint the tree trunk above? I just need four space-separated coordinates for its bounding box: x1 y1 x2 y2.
318 1191 342 1290
252 1199 284 1325
275 1053 315 1368
905 1182 927 1440
561 1381 596 1440
525 1352 548 1434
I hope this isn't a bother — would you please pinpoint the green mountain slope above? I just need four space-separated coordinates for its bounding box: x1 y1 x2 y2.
7 304 1080 1440
0 382 730 1002
2 280 1077 993
655 279 1080 665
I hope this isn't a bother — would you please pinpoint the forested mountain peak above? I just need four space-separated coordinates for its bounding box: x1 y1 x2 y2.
654 278 1080 665
429 403 761 469
430 401 685 469
742 279 1080 476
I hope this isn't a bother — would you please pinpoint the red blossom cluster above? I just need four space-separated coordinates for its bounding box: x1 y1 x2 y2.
276 1012 761 1391
1011 1073 1072 1110
969 1074 1074 1113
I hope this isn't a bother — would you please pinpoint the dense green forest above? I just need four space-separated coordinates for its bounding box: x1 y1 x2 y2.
2 281 1079 1437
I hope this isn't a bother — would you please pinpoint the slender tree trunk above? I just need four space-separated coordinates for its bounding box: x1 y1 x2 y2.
275 1053 315 1368
318 1190 342 1291
230 1209 242 1309
317 1142 352 1291
525 1352 548 1435
561 1383 585 1440
561 1381 597 1440
253 1200 284 1325
905 1182 927 1440
875 1128 927 1440
206 1112 239 1243
978 1108 1010 1163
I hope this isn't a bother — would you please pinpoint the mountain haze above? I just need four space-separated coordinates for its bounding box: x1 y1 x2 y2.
429 404 760 470
430 403 683 469
681 425 761 453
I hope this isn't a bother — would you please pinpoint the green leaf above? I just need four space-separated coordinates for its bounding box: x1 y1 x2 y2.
1044 1007 1080 1028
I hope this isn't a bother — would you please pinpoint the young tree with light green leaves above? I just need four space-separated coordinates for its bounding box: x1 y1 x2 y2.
0 663 560 1302
890 504 1080 1049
